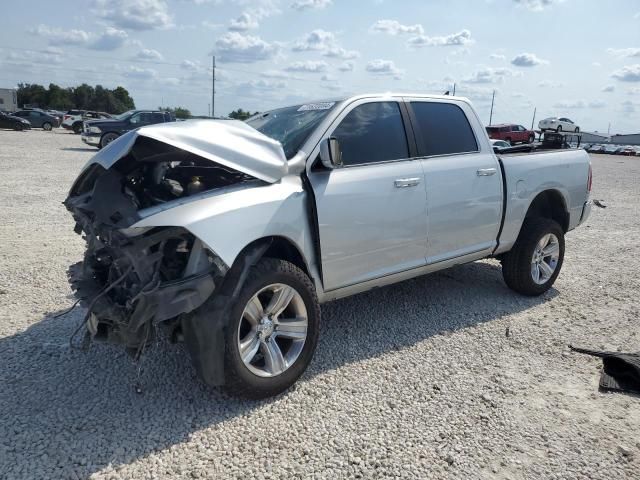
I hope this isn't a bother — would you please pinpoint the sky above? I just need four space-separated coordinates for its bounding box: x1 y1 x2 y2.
1 0 639 134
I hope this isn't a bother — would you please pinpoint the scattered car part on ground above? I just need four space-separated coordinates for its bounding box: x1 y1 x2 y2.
81 110 175 148
570 346 640 395
65 94 593 398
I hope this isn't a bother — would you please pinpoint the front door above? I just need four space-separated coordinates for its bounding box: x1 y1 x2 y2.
405 99 503 264
308 100 428 291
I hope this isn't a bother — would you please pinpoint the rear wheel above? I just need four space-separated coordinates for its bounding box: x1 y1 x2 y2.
502 218 565 296
528 134 535 143
42 122 52 131
574 127 579 133
13 123 23 131
222 258 320 399
556 125 562 132
100 132 119 148
72 122 83 134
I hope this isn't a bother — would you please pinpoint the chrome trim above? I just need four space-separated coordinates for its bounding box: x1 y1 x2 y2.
394 177 421 188
477 168 497 176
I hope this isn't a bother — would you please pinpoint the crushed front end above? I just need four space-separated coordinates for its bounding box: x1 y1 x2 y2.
63 134 263 353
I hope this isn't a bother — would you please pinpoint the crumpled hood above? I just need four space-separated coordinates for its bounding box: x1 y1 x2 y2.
86 119 288 183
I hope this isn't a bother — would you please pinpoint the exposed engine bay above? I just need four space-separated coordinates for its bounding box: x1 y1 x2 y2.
64 136 259 353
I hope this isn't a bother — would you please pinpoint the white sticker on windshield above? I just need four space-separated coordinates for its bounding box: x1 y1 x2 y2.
297 102 335 112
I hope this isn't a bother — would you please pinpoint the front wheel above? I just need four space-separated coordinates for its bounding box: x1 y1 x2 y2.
528 134 535 143
14 124 23 131
100 132 119 148
575 127 580 133
501 218 565 296
42 122 52 131
73 122 83 134
556 125 563 132
222 258 320 399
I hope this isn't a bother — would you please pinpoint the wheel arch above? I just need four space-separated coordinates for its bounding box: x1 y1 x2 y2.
234 235 311 278
524 189 570 233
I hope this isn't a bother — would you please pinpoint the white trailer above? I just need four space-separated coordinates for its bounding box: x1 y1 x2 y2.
0 88 18 112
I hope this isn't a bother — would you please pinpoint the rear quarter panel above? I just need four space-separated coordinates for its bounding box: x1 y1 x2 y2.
496 149 590 254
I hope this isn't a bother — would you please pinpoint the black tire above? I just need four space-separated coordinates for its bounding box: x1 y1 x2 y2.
222 258 320 399
42 122 52 131
14 123 23 131
501 218 565 296
72 122 83 134
528 134 535 143
574 127 579 133
100 132 119 149
556 125 562 132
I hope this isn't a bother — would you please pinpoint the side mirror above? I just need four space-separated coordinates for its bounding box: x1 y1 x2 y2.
319 137 342 168
493 146 500 154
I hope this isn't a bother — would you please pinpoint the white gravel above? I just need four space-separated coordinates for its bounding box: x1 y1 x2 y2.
0 129 638 480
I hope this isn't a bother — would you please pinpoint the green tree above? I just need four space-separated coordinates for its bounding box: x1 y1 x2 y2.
228 108 259 120
159 106 191 119
16 83 48 108
112 86 135 111
46 83 74 110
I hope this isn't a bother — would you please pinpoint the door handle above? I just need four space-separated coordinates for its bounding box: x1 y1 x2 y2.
394 177 421 188
477 168 497 176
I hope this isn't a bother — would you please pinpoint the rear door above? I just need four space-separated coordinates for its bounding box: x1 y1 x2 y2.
405 98 503 264
307 99 428 291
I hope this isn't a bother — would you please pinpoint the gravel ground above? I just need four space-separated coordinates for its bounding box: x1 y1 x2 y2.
0 129 638 480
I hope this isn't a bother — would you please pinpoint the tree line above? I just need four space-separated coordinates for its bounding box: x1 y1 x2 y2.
17 83 136 114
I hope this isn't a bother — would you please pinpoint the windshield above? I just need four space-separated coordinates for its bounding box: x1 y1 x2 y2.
113 110 135 120
246 102 336 159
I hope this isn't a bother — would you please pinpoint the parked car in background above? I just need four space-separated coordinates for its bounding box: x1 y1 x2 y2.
81 109 175 148
65 93 592 398
490 138 534 153
11 110 60 130
62 110 113 134
587 145 606 154
538 117 580 133
486 124 536 145
46 110 65 123
490 139 511 151
0 111 31 131
620 147 638 157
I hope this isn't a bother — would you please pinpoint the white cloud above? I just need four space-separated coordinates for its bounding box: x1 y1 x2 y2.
238 79 287 90
202 20 224 29
370 19 424 36
5 47 65 66
229 12 259 31
553 100 606 109
538 80 564 87
135 48 164 61
513 0 558 12
627 87 640 95
602 85 615 93
285 60 328 72
214 32 279 62
607 48 640 59
291 0 332 11
292 29 335 51
181 59 203 71
338 61 355 72
365 59 403 78
323 46 359 60
123 65 157 79
592 62 602 67
408 30 473 48
292 29 360 59
489 53 506 61
261 70 291 79
462 67 518 84
611 64 640 82
511 52 548 67
93 0 173 31
89 28 128 50
30 24 90 46
621 100 639 113
454 85 497 102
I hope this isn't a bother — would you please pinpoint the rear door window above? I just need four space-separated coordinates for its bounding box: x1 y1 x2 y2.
331 101 409 166
410 102 478 156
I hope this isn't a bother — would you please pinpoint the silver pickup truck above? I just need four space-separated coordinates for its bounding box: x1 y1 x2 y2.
65 94 592 398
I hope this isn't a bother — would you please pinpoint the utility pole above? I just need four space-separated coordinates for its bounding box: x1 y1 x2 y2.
531 107 536 130
211 55 216 118
452 83 456 96
489 90 495 125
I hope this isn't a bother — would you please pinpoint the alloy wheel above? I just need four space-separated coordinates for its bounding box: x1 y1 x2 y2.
531 233 560 285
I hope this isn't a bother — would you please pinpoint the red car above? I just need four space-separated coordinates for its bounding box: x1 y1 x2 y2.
486 124 536 145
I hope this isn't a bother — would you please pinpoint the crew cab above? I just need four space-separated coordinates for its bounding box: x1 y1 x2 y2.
65 94 592 399
486 123 536 144
81 109 175 149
